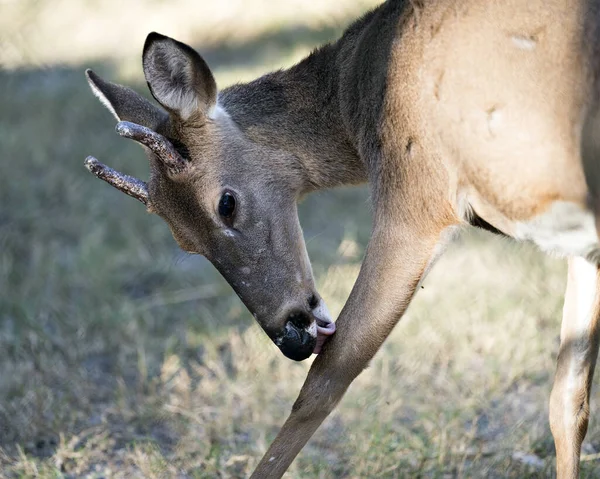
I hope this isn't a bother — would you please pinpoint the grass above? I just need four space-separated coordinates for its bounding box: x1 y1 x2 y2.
1 1 600 477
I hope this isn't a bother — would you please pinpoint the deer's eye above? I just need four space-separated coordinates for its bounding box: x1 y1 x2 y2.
218 191 236 222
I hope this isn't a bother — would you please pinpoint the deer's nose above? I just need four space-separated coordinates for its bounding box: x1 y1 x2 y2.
277 310 316 361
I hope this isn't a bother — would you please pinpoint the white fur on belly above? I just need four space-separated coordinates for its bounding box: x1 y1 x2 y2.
514 201 600 263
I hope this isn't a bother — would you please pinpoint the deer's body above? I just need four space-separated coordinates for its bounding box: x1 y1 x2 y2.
85 1 600 477
221 0 600 258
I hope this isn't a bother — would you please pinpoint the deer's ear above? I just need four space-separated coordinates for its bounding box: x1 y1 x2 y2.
142 32 217 121
86 69 167 130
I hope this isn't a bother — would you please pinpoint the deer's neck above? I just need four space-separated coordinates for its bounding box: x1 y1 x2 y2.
219 43 366 192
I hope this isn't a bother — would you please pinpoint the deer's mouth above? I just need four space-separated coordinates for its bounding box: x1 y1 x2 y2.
314 318 336 354
272 298 336 359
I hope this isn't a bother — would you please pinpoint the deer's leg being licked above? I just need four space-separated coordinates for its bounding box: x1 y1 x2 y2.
250 233 445 478
251 154 459 477
550 257 600 479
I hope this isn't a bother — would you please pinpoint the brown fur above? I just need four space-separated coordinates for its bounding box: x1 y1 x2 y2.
85 1 600 476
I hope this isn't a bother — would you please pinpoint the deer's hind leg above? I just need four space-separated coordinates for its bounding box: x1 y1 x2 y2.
550 256 600 478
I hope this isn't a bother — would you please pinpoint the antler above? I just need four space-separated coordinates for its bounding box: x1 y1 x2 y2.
115 121 187 174
85 121 188 205
85 156 150 205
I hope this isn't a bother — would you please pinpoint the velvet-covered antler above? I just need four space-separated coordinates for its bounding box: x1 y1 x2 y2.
84 121 187 205
84 156 149 205
115 121 186 174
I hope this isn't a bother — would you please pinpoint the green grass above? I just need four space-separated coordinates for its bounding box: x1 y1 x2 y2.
2 1 600 477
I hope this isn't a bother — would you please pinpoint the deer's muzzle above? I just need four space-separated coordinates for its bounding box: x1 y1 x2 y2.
276 311 317 361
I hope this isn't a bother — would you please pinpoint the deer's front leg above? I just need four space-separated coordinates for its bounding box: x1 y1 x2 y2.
550 257 600 479
251 207 457 478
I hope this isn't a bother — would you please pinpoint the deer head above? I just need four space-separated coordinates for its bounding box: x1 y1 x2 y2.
85 33 335 361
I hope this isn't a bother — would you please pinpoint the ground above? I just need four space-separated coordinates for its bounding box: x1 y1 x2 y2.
1 0 600 477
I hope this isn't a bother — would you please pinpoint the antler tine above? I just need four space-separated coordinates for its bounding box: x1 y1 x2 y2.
115 121 186 174
84 156 149 205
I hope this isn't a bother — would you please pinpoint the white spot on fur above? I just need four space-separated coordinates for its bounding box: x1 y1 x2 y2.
241 267 251 275
208 101 229 121
223 230 235 238
487 107 502 137
269 457 276 463
511 35 537 51
295 271 302 284
514 202 600 262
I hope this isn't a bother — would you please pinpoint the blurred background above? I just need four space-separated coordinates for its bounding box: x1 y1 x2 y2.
0 0 597 477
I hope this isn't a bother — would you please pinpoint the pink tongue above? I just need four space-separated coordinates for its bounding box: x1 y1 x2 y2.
313 321 336 354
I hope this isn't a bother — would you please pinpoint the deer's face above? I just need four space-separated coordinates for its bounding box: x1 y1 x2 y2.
148 120 336 361
85 33 335 361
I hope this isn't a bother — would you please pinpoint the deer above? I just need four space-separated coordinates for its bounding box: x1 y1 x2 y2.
83 0 600 477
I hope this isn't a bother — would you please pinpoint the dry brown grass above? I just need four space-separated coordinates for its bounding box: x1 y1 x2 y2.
2 1 600 477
